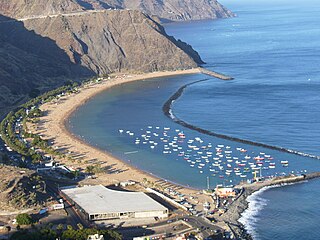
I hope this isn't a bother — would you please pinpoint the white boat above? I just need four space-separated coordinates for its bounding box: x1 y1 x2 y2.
119 129 124 133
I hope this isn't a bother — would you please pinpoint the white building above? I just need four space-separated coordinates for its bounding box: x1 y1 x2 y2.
87 234 104 240
61 185 168 221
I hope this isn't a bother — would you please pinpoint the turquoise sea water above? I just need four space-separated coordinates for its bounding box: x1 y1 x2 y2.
68 0 320 239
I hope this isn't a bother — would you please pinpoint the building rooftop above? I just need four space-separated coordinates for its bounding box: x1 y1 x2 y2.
61 185 167 214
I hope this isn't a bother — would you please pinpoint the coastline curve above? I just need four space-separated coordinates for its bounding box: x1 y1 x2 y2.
163 79 320 160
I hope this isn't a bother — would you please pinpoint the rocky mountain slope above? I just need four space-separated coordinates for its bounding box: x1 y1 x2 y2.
0 0 234 21
22 10 203 74
0 14 93 116
0 165 49 211
0 10 203 115
0 0 233 115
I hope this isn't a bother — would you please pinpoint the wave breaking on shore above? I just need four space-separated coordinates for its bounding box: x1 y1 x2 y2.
238 180 308 240
238 187 270 240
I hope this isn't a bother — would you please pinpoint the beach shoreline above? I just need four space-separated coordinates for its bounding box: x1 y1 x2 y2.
32 67 320 239
33 68 208 195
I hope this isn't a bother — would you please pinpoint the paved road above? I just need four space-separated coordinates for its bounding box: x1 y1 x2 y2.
0 9 118 23
183 215 222 239
45 182 88 229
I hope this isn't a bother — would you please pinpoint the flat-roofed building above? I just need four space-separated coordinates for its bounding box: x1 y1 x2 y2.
214 186 236 198
61 185 168 221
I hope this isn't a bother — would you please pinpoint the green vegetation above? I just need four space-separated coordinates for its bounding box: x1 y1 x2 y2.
0 82 82 164
0 76 110 168
16 213 34 225
85 164 103 174
10 226 121 240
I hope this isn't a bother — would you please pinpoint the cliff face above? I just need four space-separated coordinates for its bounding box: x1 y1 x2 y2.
0 0 83 18
0 10 203 115
122 0 234 21
0 14 93 116
22 10 203 74
0 0 232 115
0 0 234 21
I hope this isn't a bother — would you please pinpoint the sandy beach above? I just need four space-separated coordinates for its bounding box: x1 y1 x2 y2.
32 68 207 196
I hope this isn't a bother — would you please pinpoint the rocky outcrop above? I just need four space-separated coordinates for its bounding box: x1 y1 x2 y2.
0 0 234 22
0 14 93 116
0 0 231 115
0 0 83 19
0 10 203 115
121 0 235 22
21 10 203 74
0 165 49 211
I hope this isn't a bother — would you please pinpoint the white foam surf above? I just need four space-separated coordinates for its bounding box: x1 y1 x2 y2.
239 181 307 239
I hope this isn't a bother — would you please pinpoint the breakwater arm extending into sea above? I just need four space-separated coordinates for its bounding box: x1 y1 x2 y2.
162 75 320 161
199 68 234 80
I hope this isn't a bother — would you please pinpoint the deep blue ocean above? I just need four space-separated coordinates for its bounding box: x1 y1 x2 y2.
68 0 320 239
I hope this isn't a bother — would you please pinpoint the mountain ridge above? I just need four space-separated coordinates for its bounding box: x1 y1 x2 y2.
0 0 234 22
